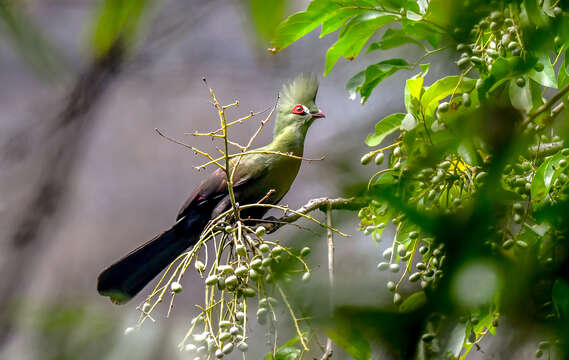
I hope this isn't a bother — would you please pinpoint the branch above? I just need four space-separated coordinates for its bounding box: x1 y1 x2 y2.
521 82 569 128
263 197 367 234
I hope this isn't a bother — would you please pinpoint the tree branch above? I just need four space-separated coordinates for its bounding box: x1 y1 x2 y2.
264 197 367 234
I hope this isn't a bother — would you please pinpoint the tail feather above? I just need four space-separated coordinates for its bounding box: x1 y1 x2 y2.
97 212 208 304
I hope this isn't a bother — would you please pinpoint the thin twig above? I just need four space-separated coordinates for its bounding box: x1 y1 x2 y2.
155 128 225 170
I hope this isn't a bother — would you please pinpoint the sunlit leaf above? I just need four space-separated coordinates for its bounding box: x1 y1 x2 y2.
325 13 398 75
359 59 409 102
367 28 426 52
420 76 477 116
366 113 405 146
528 54 557 88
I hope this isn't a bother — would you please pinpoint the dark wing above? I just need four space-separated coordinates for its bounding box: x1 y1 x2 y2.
176 159 267 221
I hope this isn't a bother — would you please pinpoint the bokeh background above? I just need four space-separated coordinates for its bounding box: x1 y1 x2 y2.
0 1 536 359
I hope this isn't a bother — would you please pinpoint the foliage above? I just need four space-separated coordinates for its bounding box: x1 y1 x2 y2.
269 0 569 359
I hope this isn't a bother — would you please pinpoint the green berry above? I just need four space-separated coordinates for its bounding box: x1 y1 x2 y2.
553 7 562 17
438 102 450 113
463 93 471 107
422 333 435 342
251 258 262 269
236 244 247 256
195 260 206 272
375 152 385 165
225 275 239 288
386 281 396 291
377 262 389 271
259 244 270 253
222 342 234 355
237 341 249 352
515 240 528 249
390 263 401 272
255 226 266 236
242 287 256 297
235 265 248 277
361 152 374 165
534 62 544 72
171 281 183 293
383 247 393 260
393 292 403 305
271 246 284 256
302 272 311 282
219 331 231 341
300 247 311 257
409 272 421 282
516 77 526 87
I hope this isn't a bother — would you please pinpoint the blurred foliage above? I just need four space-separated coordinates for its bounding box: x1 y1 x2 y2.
89 0 154 57
20 303 118 360
247 0 289 41
270 0 569 359
0 2 64 78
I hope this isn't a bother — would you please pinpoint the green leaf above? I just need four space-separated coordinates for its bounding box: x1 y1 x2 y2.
271 0 339 52
478 56 538 99
275 346 301 360
509 77 533 112
523 0 547 26
531 150 568 212
367 28 426 52
553 279 569 319
321 8 365 37
346 70 366 100
359 59 409 102
399 291 426 312
420 76 477 116
404 68 428 114
528 54 558 88
326 326 371 360
366 113 405 146
90 0 152 57
458 140 481 166
441 322 467 359
325 13 398 75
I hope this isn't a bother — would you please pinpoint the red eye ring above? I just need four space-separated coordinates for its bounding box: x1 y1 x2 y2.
292 104 306 115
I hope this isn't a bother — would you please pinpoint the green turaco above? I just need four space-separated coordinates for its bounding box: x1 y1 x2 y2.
97 73 325 304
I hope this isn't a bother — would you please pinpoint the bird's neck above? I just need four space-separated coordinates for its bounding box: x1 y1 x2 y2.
267 126 307 157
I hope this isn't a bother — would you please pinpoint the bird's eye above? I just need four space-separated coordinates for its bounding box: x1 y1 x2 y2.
292 104 306 115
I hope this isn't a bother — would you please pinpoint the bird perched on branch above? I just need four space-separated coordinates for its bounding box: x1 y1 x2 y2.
97 73 325 304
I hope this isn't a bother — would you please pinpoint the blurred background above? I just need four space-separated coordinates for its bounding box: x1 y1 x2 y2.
0 0 534 359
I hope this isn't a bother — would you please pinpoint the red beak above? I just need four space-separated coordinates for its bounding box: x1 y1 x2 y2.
311 109 326 118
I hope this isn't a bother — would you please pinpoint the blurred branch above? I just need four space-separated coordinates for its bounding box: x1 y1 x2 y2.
321 205 334 360
0 39 127 347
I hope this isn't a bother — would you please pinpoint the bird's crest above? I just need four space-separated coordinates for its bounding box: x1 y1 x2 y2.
278 73 319 114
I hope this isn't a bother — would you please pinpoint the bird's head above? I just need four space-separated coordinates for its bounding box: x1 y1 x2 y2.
274 73 325 137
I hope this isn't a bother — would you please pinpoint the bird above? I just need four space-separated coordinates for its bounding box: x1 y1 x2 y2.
97 73 325 304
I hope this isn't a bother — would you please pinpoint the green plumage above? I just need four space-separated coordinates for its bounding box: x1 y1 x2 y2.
97 73 324 304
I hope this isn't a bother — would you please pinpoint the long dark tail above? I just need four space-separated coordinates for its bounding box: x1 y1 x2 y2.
97 212 209 304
